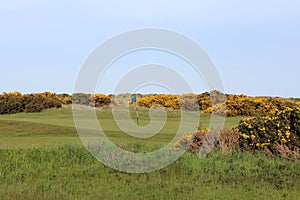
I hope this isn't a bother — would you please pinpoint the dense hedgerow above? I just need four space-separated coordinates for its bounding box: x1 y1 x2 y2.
133 92 300 117
0 92 116 114
0 92 118 114
1 91 300 118
0 92 62 114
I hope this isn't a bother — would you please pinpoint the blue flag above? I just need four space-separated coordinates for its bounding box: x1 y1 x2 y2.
131 96 137 103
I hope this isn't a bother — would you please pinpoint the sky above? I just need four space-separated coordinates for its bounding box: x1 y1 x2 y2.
1 0 300 97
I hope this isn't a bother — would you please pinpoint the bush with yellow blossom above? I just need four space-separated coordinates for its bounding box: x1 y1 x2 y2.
0 92 62 114
237 107 300 156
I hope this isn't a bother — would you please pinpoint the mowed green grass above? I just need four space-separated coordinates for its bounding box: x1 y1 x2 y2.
0 107 244 148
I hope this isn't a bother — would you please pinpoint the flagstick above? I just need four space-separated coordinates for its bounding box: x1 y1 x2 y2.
132 95 139 126
135 103 139 126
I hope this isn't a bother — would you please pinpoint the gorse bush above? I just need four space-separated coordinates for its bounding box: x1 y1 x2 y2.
134 94 181 109
134 94 201 111
0 92 62 114
173 107 300 160
23 93 62 113
2 91 299 116
174 127 240 154
58 93 72 104
0 92 117 115
71 93 93 106
72 93 115 107
237 108 300 160
0 92 24 114
93 94 112 107
130 92 299 116
225 95 299 116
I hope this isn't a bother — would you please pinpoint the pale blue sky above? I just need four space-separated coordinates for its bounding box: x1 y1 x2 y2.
1 0 299 97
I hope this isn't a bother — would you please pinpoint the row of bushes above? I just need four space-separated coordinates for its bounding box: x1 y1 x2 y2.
0 92 62 114
0 92 119 114
72 93 111 107
72 93 120 107
132 92 300 116
2 91 300 117
129 91 222 112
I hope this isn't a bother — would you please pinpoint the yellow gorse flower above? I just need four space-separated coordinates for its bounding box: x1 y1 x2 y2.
240 133 250 139
285 131 291 138
278 130 282 137
281 138 287 143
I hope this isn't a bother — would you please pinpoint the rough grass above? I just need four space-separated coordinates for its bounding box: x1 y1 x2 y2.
0 145 299 199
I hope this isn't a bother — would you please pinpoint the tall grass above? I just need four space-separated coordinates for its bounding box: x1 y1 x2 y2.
0 145 299 199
